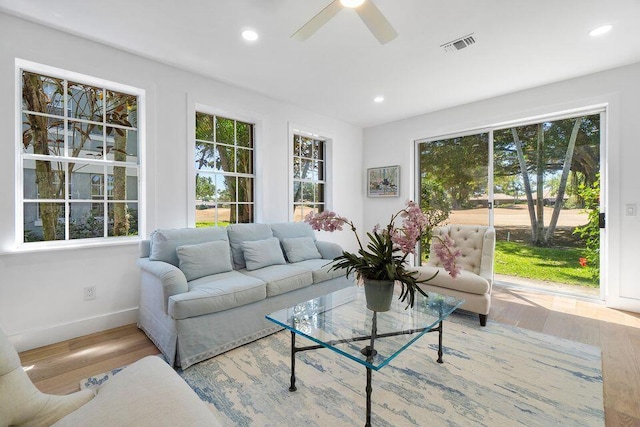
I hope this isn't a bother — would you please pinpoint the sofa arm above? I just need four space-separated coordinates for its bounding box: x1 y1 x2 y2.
137 258 188 308
315 241 343 260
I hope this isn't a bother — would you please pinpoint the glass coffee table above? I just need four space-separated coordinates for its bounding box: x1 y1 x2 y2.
266 286 464 426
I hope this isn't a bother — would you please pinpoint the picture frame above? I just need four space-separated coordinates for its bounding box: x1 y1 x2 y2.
367 165 400 197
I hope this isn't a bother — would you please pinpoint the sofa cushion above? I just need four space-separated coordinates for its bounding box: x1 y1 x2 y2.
242 237 287 271
241 264 313 297
270 222 317 241
290 259 346 283
412 265 490 295
176 240 233 281
149 227 229 267
168 271 266 319
227 223 274 269
282 237 322 263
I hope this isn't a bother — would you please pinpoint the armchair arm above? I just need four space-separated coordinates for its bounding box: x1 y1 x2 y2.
315 240 343 260
479 227 496 285
137 258 188 313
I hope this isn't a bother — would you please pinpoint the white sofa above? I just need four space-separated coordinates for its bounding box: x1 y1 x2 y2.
410 225 496 326
137 222 353 369
0 327 220 427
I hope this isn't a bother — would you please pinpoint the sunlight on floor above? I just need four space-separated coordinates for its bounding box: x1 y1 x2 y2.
493 283 640 329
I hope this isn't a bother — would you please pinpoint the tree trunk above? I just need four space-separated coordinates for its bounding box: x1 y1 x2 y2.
545 117 582 242
216 147 236 223
112 132 129 236
511 128 537 242
23 74 61 240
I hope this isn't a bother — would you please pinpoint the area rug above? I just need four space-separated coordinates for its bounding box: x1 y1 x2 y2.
83 312 604 426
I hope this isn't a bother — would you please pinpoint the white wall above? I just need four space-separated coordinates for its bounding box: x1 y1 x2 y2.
363 61 640 313
0 13 364 351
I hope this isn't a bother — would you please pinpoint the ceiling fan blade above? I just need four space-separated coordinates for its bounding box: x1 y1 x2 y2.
355 1 398 44
291 0 343 41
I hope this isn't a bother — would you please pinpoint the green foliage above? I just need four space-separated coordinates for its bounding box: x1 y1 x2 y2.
495 241 598 287
330 231 430 309
196 174 216 201
573 175 600 280
419 178 451 257
419 133 489 209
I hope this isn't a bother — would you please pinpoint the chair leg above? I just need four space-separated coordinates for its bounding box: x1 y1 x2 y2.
479 314 487 326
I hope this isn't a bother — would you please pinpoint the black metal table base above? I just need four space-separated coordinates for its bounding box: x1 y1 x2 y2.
287 313 445 426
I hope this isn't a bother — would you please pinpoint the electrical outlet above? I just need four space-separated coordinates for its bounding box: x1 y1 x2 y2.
83 286 96 300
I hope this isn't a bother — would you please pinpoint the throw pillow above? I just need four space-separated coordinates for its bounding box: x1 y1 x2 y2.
282 236 322 263
241 237 287 271
176 240 233 281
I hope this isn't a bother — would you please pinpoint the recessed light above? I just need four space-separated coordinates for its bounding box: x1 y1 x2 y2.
373 96 384 103
589 24 612 37
242 30 259 41
341 0 365 8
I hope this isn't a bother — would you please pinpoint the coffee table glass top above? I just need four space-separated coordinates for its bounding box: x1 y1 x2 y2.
266 286 464 371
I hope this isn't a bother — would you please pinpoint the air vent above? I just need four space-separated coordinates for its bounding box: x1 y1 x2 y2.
441 33 476 52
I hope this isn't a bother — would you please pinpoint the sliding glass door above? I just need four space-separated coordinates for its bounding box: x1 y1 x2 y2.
417 111 603 296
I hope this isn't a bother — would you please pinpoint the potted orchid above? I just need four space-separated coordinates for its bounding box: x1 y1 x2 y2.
305 200 460 310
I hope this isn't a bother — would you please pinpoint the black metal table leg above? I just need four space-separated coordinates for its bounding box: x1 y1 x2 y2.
437 320 444 364
363 311 378 427
289 331 297 391
365 366 372 427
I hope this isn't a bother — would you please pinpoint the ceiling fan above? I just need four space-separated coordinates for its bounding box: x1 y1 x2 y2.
291 0 398 45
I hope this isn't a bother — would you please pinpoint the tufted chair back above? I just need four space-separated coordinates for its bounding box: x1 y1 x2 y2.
427 224 496 284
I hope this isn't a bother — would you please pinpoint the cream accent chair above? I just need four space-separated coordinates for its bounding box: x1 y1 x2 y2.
0 327 221 426
411 224 496 326
0 327 94 426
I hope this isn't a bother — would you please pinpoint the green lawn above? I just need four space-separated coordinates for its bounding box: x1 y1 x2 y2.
196 221 230 228
494 241 598 288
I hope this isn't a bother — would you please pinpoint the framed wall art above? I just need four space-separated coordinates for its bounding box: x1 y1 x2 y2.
367 165 400 197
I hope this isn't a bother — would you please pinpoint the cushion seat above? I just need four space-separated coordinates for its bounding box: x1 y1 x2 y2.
241 264 313 297
291 259 346 283
168 271 266 320
413 265 490 295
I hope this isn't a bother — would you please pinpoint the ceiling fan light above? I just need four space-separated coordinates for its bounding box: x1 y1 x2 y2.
589 24 612 37
340 0 365 8
242 30 259 41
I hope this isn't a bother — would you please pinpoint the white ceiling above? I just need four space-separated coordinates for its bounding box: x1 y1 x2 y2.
2 0 640 127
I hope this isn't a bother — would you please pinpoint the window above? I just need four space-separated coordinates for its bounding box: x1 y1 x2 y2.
19 64 142 244
194 112 255 227
91 174 114 215
292 133 325 221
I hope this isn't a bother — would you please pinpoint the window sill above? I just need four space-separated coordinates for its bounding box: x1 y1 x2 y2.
1 236 141 255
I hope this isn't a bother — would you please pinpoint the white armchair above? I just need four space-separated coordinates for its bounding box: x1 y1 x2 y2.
411 224 496 326
0 327 220 426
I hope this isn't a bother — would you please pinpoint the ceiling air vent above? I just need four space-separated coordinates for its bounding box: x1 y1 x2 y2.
441 33 476 52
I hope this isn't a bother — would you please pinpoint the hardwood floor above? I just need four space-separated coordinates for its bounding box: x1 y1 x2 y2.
18 324 160 395
18 285 640 426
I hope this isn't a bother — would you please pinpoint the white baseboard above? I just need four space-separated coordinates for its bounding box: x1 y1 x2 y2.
10 308 139 353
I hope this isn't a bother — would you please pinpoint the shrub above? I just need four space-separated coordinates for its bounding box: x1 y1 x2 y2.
573 175 600 280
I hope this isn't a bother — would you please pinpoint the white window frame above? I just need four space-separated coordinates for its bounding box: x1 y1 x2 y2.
288 123 333 222
15 59 146 250
189 102 259 227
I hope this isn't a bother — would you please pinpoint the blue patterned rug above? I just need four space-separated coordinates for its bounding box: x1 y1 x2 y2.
83 312 604 426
